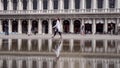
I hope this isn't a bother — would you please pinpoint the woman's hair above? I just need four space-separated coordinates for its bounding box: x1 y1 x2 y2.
57 18 60 21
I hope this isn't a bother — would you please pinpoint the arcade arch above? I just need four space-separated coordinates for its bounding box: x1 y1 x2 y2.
12 20 18 32
31 20 38 34
22 20 28 34
63 20 70 33
2 20 8 33
42 20 48 34
108 20 116 34
74 20 81 33
84 20 92 34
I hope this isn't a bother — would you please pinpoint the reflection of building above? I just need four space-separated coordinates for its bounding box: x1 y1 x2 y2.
0 0 120 34
0 39 120 68
0 55 120 68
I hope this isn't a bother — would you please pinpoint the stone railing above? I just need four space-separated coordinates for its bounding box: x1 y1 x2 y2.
0 8 120 15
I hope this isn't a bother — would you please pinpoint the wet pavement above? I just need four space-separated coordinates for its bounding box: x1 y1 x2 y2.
0 34 120 68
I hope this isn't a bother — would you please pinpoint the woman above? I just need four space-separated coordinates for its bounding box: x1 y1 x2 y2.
52 18 62 38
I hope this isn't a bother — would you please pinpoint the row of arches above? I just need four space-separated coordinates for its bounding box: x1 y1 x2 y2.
2 19 116 34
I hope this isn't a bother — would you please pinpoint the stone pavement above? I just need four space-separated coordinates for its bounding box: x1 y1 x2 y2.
0 34 120 40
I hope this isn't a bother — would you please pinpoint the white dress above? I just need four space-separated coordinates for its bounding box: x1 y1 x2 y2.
53 20 61 32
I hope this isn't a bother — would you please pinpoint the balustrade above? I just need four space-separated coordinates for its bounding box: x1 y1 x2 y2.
0 9 119 15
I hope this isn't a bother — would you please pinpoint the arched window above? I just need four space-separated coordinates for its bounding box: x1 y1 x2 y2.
3 0 7 10
43 0 48 9
64 0 69 9
54 0 58 9
86 0 91 9
75 0 80 9
23 0 27 10
13 0 17 10
109 0 115 8
33 0 37 10
98 0 103 8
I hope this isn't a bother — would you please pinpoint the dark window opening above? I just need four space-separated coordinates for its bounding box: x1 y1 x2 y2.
86 0 91 9
64 0 69 9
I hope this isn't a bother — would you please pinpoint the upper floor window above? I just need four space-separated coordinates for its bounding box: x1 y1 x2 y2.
98 0 103 8
33 0 37 10
54 0 58 9
13 0 17 10
109 0 115 8
75 0 80 9
64 0 69 9
86 0 91 9
43 0 48 9
23 0 27 10
3 0 7 10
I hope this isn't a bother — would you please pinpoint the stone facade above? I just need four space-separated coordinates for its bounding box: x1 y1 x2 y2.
0 0 120 35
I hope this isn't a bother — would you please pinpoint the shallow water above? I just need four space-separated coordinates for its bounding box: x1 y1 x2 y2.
0 38 120 68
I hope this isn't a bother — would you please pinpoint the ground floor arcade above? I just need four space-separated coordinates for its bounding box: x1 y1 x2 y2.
0 18 119 35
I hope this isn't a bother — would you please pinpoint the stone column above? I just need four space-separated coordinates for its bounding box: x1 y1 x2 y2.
92 0 97 9
48 39 52 52
0 39 2 50
69 0 75 9
59 61 64 68
37 0 43 10
92 40 96 52
38 39 42 51
81 40 85 52
18 39 22 51
18 19 22 34
38 19 42 34
104 18 108 33
28 19 32 34
116 0 120 8
27 0 33 10
0 0 3 10
69 39 73 52
59 0 64 9
7 60 12 68
104 40 108 52
49 19 52 34
7 0 13 10
69 61 74 68
116 18 119 33
117 60 120 68
92 60 96 68
37 60 42 68
0 19 2 33
104 0 109 9
17 0 23 10
27 60 32 68
17 60 22 68
60 19 63 32
81 59 86 68
92 19 96 34
48 61 53 68
81 18 85 34
28 39 31 51
80 0 86 9
104 60 108 68
0 60 3 68
70 19 74 33
8 19 12 34
48 0 53 10
8 39 12 51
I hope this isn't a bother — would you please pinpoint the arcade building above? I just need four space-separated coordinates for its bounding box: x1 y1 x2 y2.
0 0 120 35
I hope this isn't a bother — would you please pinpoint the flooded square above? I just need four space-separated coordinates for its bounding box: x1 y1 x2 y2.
0 38 120 68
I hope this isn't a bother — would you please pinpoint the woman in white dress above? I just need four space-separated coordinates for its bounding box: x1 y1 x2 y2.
52 18 62 38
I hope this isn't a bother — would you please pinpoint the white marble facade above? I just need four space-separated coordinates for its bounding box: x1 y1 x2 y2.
0 0 119 34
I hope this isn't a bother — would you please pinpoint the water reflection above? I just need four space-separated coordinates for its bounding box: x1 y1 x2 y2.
0 38 120 68
0 38 120 53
